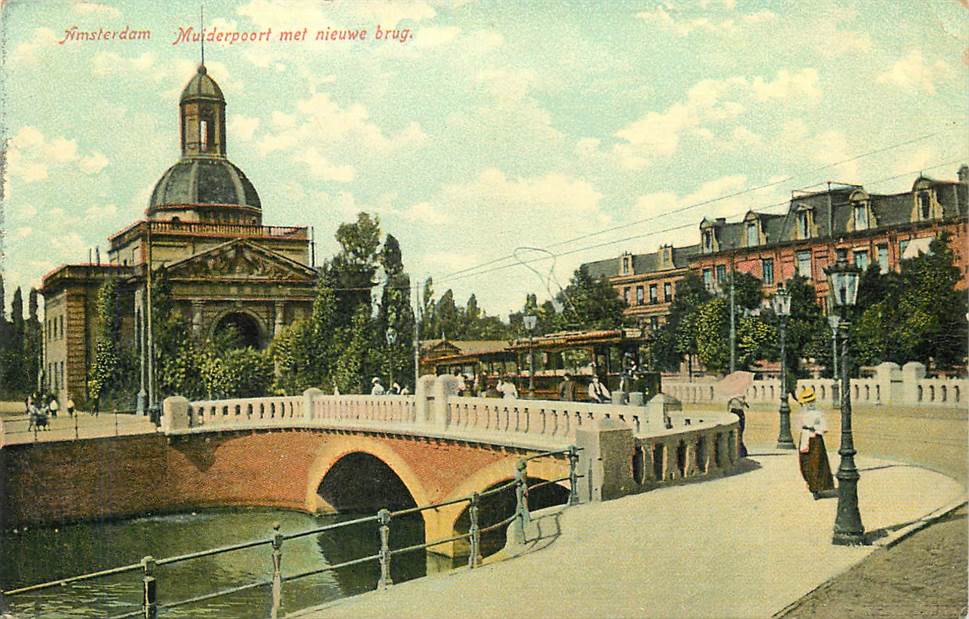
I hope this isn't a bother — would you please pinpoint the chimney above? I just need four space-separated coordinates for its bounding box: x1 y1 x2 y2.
958 164 968 184
95 247 101 265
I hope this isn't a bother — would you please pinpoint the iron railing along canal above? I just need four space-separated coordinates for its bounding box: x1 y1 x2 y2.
1 446 582 618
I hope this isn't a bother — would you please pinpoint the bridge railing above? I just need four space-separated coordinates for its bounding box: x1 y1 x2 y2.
0 446 581 619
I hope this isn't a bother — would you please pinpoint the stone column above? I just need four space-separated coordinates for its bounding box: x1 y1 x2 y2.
874 362 902 406
902 361 926 404
274 301 286 336
161 396 190 433
575 418 635 502
191 300 204 337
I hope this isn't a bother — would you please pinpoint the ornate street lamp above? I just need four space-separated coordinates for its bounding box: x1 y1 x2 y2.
827 312 841 387
771 284 794 449
524 315 538 398
386 328 397 393
824 258 864 546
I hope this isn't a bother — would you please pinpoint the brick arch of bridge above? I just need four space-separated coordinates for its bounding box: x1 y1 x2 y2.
301 435 568 556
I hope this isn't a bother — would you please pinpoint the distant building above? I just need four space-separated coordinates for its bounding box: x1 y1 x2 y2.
41 64 317 404
583 167 969 332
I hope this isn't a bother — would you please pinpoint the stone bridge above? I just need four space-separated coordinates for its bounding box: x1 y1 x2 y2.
0 376 740 556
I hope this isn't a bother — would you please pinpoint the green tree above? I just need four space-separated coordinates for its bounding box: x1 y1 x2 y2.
152 270 204 400
375 234 415 389
555 266 626 331
651 273 712 373
88 280 123 407
852 234 968 369
332 306 372 394
329 212 382 328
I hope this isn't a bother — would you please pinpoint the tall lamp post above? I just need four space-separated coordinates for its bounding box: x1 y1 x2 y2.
827 312 841 387
386 328 397 392
772 285 794 449
824 257 865 546
524 315 537 398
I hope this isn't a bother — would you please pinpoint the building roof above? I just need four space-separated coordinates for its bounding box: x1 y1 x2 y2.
149 158 261 210
180 64 224 103
583 244 701 280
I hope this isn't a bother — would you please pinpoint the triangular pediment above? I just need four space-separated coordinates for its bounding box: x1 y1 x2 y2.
164 239 316 282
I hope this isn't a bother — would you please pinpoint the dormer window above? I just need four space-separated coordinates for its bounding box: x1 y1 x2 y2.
919 192 931 219
797 212 809 238
746 223 758 246
703 230 714 252
853 204 868 230
621 253 633 275
912 178 942 221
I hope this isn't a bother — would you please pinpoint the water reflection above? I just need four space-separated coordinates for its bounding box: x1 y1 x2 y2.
1 508 455 618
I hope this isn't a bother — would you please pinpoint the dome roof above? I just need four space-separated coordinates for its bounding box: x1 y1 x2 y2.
149 158 261 209
180 64 224 103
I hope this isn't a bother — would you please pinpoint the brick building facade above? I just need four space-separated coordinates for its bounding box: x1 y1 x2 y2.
583 167 969 332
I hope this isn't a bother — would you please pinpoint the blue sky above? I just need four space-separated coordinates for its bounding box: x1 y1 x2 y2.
2 0 966 317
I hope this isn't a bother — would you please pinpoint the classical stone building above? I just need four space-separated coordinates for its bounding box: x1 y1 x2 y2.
41 64 317 405
583 166 969 332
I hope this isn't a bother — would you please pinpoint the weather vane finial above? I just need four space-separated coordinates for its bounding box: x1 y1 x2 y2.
200 4 205 66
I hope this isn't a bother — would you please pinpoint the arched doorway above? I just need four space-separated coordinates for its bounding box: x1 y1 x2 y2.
213 311 264 349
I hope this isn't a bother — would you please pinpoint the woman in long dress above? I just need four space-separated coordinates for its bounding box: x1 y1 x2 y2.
796 387 835 499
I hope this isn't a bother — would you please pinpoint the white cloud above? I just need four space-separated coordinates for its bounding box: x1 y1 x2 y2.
414 25 461 48
11 28 59 65
228 115 261 141
73 2 122 18
613 69 821 168
637 4 776 37
293 148 356 182
403 201 449 224
84 204 118 219
877 50 953 95
79 152 110 174
778 120 860 183
8 127 107 184
750 68 821 102
13 227 33 241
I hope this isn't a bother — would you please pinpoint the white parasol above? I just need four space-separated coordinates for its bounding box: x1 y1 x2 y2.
715 371 755 400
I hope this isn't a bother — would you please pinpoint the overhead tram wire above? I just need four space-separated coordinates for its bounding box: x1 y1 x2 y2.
434 158 966 287
433 125 964 284
314 156 965 294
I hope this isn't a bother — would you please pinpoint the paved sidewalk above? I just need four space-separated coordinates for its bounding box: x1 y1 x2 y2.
0 412 157 445
293 452 965 619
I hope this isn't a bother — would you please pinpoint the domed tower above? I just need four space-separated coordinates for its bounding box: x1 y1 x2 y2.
148 64 262 225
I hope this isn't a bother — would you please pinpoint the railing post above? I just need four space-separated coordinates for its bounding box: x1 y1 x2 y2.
377 509 393 589
74 413 79 440
514 459 528 544
141 555 157 619
568 445 580 506
468 493 480 569
270 522 283 619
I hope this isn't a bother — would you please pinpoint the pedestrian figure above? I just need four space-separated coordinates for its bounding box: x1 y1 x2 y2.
727 393 749 458
400 385 411 396
588 375 611 403
796 387 835 499
497 377 518 400
48 395 59 419
389 382 401 395
483 379 502 399
370 377 385 396
66 396 76 417
558 373 577 401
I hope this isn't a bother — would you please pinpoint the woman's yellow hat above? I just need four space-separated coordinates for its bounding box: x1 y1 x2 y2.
797 386 816 404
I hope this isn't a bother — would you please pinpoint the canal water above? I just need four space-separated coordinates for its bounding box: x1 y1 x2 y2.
0 508 456 618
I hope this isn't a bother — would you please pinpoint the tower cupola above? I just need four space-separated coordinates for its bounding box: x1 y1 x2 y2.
180 64 226 158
